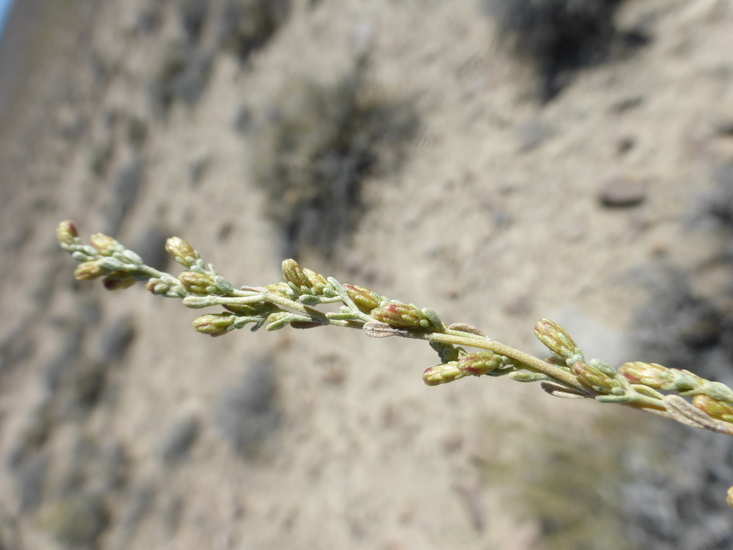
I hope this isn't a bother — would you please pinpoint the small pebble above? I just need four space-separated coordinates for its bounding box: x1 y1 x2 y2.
598 177 647 208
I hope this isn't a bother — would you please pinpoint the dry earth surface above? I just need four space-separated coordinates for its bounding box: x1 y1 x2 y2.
1 0 733 549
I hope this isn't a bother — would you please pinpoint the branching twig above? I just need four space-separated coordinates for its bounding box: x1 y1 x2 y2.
56 220 733 507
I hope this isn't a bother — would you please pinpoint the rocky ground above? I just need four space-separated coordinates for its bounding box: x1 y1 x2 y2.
1 0 733 549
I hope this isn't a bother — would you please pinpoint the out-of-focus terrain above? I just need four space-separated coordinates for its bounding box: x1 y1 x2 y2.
1 1 733 548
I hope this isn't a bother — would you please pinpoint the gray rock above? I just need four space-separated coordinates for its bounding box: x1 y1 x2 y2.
598 176 647 208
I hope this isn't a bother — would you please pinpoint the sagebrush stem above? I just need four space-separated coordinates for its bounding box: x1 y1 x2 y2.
57 221 733 508
428 330 588 393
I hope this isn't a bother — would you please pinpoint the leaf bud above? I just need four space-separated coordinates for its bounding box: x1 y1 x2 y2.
281 259 310 289
618 362 674 389
458 351 503 376
178 271 218 294
534 318 583 364
165 237 199 267
692 395 733 423
145 278 170 295
571 361 619 394
618 362 703 392
192 313 234 337
302 268 328 294
422 362 462 386
56 220 78 245
90 233 119 256
344 284 382 313
74 261 105 281
370 301 437 331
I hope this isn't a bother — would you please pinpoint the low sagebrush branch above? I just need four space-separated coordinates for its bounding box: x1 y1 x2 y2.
56 220 733 507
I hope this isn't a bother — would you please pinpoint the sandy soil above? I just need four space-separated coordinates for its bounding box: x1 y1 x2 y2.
1 0 733 549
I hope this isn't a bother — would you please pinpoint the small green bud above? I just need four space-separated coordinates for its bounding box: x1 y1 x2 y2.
430 341 460 363
121 249 143 265
56 220 78 245
589 359 617 377
421 308 444 332
302 268 328 294
178 271 218 294
213 275 234 294
90 233 119 256
192 313 234 337
618 362 703 392
671 369 705 392
571 361 619 394
422 362 462 386
692 395 733 423
165 237 199 267
74 261 105 281
618 361 674 389
700 381 733 404
99 257 124 271
281 259 310 289
371 301 438 331
458 351 504 376
534 318 583 364
343 284 382 313
145 278 169 295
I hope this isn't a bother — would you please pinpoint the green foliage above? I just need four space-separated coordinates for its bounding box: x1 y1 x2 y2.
56 220 733 507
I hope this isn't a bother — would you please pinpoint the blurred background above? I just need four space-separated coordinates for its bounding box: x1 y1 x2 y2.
1 0 733 548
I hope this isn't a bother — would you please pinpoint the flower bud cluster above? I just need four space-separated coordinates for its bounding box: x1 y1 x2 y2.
72 258 139 291
571 361 621 394
534 318 584 365
165 237 200 268
371 301 442 331
281 259 330 296
423 351 512 385
343 284 383 314
692 395 733 423
56 220 79 246
179 271 218 294
422 362 463 386
458 351 508 376
90 233 121 256
58 223 146 291
73 260 105 281
145 277 178 297
193 313 236 337
618 362 703 392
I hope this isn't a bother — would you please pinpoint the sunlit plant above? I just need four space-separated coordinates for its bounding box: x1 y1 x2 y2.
57 219 733 507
